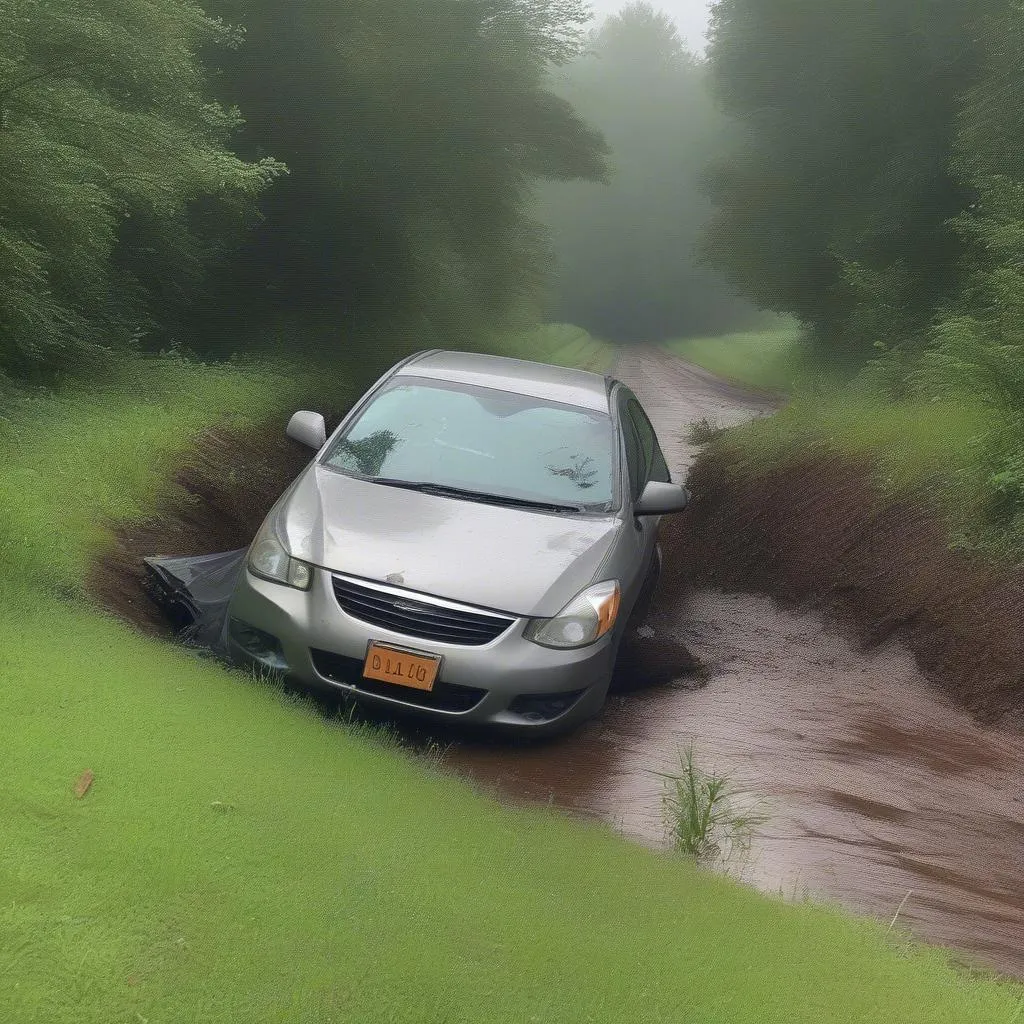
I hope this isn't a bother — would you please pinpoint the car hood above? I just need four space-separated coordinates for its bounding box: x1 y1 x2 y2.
272 465 621 617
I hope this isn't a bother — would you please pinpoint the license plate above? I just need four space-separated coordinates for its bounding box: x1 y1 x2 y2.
363 643 440 692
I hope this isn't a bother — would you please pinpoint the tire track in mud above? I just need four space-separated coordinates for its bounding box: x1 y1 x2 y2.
447 344 1024 979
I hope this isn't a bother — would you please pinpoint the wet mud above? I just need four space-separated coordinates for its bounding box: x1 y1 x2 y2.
90 346 1024 979
449 346 1024 978
670 451 1024 720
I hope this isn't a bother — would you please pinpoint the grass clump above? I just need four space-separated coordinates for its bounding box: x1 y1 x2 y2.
659 747 768 865
688 417 724 446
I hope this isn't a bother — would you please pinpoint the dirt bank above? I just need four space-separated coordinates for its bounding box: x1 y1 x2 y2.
88 413 345 634
86 345 1024 978
661 449 1024 721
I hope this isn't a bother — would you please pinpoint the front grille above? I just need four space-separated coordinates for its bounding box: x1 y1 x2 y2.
331 576 515 646
310 649 486 713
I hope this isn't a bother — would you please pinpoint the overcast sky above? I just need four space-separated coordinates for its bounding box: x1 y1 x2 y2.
585 0 713 53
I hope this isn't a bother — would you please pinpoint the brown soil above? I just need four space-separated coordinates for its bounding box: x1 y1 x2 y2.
661 449 1024 721
86 412 345 635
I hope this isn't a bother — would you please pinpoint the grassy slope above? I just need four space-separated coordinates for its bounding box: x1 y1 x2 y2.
664 328 1009 555
0 356 304 593
492 321 616 373
664 320 807 392
1 338 1020 1022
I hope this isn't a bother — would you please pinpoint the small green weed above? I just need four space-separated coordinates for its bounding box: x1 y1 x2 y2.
688 417 722 445
659 746 768 865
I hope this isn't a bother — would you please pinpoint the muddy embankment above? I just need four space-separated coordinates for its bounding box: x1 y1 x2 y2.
89 413 344 634
89 347 1024 979
663 450 1024 722
90 409 695 686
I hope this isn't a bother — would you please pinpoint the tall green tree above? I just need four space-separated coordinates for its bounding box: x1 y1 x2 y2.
920 4 1024 528
537 3 758 342
702 0 985 360
930 2 1024 391
202 0 607 348
0 0 282 377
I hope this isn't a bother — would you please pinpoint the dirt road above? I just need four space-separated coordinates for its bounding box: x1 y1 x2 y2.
447 345 1024 978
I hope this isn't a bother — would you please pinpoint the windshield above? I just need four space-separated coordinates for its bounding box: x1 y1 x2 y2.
322 377 616 512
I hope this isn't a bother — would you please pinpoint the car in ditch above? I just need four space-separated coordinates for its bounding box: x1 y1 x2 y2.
225 349 689 734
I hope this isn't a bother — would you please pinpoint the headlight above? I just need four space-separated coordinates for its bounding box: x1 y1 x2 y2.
525 580 620 649
247 521 313 591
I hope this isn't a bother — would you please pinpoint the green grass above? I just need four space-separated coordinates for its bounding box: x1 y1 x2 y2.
724 390 988 489
4 593 1022 1023
0 352 322 594
664 321 1022 557
493 322 616 373
2 345 1022 1021
664 319 814 392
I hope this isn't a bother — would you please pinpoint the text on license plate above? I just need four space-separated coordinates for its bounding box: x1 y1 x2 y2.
363 643 440 692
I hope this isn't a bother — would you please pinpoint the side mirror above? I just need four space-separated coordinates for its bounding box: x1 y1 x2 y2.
634 480 690 516
286 410 327 450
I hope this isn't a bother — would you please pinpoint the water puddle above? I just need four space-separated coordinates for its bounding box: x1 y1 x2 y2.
445 346 1024 978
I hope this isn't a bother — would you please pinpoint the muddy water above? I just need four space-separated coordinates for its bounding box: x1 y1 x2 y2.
447 345 1024 978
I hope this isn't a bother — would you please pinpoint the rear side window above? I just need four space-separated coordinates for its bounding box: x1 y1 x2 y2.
626 399 670 484
620 407 644 500
619 394 670 497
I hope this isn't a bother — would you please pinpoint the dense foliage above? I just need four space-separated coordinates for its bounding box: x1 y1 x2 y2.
922 3 1024 534
538 3 759 341
702 0 984 363
704 0 1024 543
0 0 283 377
200 0 607 350
0 0 606 377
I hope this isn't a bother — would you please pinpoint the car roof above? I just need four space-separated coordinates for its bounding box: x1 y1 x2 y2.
395 350 613 413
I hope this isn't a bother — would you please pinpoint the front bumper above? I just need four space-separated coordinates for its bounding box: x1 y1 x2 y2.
225 566 618 733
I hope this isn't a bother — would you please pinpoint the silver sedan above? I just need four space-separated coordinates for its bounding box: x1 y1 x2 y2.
226 349 689 734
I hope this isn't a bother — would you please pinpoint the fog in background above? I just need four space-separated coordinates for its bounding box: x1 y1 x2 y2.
537 3 764 342
11 0 1023 397
587 0 711 51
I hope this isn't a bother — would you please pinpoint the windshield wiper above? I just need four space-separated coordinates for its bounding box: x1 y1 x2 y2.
370 478 586 514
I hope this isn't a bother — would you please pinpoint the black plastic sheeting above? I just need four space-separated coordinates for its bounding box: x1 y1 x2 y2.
143 549 246 654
